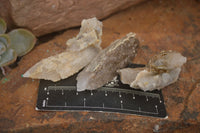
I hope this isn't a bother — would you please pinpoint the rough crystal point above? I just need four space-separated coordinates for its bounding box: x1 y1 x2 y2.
76 33 139 91
66 17 102 51
23 17 102 82
118 51 187 91
23 46 100 82
147 50 187 74
117 67 144 85
130 68 182 91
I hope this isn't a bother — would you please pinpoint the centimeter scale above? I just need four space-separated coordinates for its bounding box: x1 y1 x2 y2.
36 65 167 118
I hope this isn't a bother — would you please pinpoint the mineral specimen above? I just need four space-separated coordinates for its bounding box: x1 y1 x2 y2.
76 32 139 91
23 17 102 82
118 51 187 91
117 67 144 85
66 17 102 51
23 47 100 82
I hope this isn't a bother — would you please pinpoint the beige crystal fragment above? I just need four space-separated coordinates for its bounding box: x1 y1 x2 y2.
23 17 102 82
118 51 187 91
147 51 187 74
66 17 102 51
117 67 144 85
76 33 139 91
23 47 100 82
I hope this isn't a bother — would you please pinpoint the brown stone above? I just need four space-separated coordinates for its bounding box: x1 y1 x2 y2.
0 0 146 36
0 0 200 132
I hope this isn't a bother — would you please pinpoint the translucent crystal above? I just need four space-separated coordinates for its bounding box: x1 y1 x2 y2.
118 51 187 91
66 17 102 51
24 17 102 82
77 33 139 91
23 47 100 82
117 67 143 85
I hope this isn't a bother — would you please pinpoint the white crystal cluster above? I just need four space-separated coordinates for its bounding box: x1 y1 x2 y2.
118 51 187 91
23 17 185 92
66 17 102 51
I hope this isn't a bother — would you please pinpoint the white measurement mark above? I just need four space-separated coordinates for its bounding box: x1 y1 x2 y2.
47 91 49 95
46 97 49 100
84 98 86 107
103 103 105 108
119 92 122 98
105 91 108 96
76 92 78 95
44 87 47 91
42 100 46 107
160 100 162 103
62 90 64 95
46 99 48 106
133 94 135 99
139 107 141 112
155 105 158 113
90 91 93 96
146 96 149 101
65 102 67 106
45 105 159 115
120 100 123 109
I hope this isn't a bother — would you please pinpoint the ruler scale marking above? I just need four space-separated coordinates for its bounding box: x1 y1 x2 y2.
36 72 167 118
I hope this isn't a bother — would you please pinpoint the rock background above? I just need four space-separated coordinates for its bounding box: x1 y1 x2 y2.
0 0 146 36
0 0 200 132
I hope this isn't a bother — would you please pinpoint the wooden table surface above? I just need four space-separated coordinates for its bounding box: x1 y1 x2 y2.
0 0 200 132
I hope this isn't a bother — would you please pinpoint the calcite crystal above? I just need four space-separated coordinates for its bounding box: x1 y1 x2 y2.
23 47 100 82
76 33 139 91
23 18 102 82
117 67 144 85
118 51 187 91
66 17 102 51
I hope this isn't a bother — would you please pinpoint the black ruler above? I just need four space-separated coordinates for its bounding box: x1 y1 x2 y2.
36 71 167 118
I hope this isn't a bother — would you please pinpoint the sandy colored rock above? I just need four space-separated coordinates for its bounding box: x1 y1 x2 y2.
23 18 102 82
23 46 100 82
0 0 146 36
77 33 139 91
117 67 143 85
